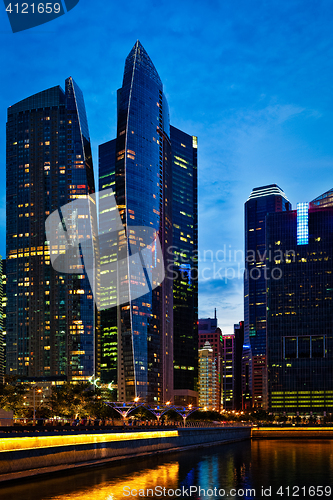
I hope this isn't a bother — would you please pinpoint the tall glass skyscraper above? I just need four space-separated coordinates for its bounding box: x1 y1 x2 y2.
99 41 173 403
6 78 96 380
99 41 198 404
244 184 291 408
170 126 198 401
266 194 333 413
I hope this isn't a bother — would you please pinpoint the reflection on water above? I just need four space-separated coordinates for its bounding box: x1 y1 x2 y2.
1 440 333 500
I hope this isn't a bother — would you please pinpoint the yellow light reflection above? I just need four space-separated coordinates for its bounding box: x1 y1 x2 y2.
0 431 179 452
50 463 179 500
252 427 333 432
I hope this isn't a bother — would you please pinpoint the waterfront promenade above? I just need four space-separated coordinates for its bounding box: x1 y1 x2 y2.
0 425 251 483
252 425 333 438
1 424 333 484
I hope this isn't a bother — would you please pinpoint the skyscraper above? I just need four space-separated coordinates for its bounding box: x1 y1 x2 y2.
221 333 234 411
98 140 118 385
198 312 222 409
99 41 198 404
99 41 173 403
6 78 96 380
0 258 4 378
233 321 244 410
198 341 218 410
171 125 198 402
244 184 291 408
266 193 333 414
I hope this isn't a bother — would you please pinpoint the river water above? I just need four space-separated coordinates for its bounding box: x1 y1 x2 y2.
1 440 333 499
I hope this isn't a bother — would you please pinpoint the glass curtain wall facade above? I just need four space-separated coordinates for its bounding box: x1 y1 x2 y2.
6 78 95 379
244 184 291 408
310 188 333 209
266 202 333 413
170 125 198 394
98 139 118 385
98 41 173 403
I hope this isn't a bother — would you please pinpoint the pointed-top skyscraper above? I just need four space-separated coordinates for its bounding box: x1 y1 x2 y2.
99 41 173 403
99 41 198 404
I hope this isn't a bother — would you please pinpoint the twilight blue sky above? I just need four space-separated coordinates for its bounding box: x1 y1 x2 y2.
1 0 333 332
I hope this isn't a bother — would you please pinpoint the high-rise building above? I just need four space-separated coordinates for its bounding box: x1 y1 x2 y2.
198 315 221 358
198 341 218 410
244 184 291 408
266 193 333 414
241 341 252 411
99 41 198 404
198 311 222 409
0 258 4 377
6 78 96 379
221 334 234 410
1 260 6 378
171 125 198 404
98 41 171 403
233 321 244 410
219 328 244 411
98 140 118 386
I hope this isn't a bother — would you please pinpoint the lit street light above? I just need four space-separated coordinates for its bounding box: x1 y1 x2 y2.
32 386 42 423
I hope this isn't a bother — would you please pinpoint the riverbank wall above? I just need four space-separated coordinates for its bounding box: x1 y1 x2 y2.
0 427 250 482
252 426 333 439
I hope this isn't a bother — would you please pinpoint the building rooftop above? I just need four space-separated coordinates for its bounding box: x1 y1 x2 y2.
310 188 333 208
247 184 289 202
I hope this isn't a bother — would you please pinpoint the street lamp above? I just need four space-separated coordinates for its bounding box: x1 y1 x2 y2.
32 386 42 423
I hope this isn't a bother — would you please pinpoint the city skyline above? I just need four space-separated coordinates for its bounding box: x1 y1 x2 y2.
4 42 198 405
1 1 333 494
1 1 333 332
